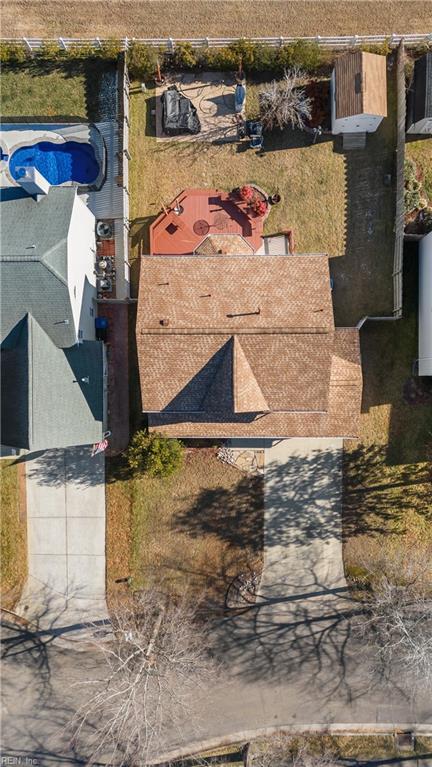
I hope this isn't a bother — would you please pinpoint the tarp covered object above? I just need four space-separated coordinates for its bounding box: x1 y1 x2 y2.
161 86 201 135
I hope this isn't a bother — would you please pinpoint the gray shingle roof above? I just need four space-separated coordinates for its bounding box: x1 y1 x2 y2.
1 315 104 450
0 187 78 348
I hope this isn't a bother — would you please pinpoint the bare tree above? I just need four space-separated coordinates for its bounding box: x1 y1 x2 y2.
248 734 338 767
69 589 217 766
259 69 312 132
358 547 432 690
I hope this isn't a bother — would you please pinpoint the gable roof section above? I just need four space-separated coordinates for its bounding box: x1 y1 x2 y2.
138 255 334 333
335 51 387 119
233 336 269 413
0 187 78 347
1 314 104 450
148 329 362 438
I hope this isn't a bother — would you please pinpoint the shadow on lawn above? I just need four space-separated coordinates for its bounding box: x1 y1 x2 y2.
174 474 264 554
343 443 431 541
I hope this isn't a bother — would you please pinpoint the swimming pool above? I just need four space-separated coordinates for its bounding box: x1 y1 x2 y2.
9 140 100 186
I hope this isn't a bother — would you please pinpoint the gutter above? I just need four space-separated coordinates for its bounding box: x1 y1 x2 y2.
356 314 401 330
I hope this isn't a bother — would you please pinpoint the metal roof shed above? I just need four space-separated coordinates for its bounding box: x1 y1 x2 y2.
419 231 432 376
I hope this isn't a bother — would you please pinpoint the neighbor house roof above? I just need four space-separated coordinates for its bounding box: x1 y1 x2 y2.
1 315 104 450
136 255 362 438
408 52 432 125
334 51 387 119
0 187 78 348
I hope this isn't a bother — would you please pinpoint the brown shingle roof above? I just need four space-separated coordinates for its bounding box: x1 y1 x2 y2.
335 51 387 119
137 255 362 439
147 329 362 438
138 255 334 333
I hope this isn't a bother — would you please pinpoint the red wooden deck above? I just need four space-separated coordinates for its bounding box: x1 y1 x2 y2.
150 188 264 255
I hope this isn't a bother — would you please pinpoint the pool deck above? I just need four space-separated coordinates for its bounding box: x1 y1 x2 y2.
0 123 105 190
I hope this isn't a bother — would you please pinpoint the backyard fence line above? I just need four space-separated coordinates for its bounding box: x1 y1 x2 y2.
2 34 432 51
393 42 406 319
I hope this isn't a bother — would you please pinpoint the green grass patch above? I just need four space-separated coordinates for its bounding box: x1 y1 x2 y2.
0 460 26 608
0 60 114 122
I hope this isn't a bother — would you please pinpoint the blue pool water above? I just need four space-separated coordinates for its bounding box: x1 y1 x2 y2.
9 141 100 185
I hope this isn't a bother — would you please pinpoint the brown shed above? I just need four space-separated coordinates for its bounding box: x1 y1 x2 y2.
334 50 387 120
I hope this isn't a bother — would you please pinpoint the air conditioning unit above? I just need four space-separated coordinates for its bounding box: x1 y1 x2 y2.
96 220 114 239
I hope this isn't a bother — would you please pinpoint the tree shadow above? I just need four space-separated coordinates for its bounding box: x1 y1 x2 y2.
343 443 431 541
174 474 264 554
15 445 105 488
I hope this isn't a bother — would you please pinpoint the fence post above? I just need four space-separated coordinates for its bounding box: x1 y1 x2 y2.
168 36 174 51
124 36 129 51
205 36 210 47
59 37 67 50
23 37 33 53
279 36 284 47
95 37 102 49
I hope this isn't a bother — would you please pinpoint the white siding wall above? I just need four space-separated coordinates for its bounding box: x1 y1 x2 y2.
419 231 432 376
66 194 97 341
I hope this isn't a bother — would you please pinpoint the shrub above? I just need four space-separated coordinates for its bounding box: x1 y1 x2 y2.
127 431 184 478
361 39 392 56
66 42 99 60
204 45 238 71
100 38 124 61
36 40 64 61
227 39 276 73
0 41 28 65
279 40 322 73
127 42 159 79
171 41 198 70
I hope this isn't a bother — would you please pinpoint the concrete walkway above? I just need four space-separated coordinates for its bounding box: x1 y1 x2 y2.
16 446 108 632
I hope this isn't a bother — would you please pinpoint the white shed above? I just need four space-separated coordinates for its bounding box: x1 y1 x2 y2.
331 51 387 134
407 53 432 135
419 231 432 376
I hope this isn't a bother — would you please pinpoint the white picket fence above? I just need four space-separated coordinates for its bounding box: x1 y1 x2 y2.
2 33 432 52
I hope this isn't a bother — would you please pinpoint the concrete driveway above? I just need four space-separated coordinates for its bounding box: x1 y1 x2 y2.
16 446 107 632
261 437 346 597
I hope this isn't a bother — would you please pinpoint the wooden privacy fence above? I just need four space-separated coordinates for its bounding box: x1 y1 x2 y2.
393 42 407 318
2 33 432 51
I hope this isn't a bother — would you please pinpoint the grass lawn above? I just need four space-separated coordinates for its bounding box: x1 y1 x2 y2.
343 251 432 577
129 82 346 285
106 448 263 605
0 460 27 609
0 60 113 122
129 69 397 325
3 1 430 37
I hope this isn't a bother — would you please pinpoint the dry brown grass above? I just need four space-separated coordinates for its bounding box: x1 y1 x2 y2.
0 460 27 609
106 448 263 604
2 1 431 37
